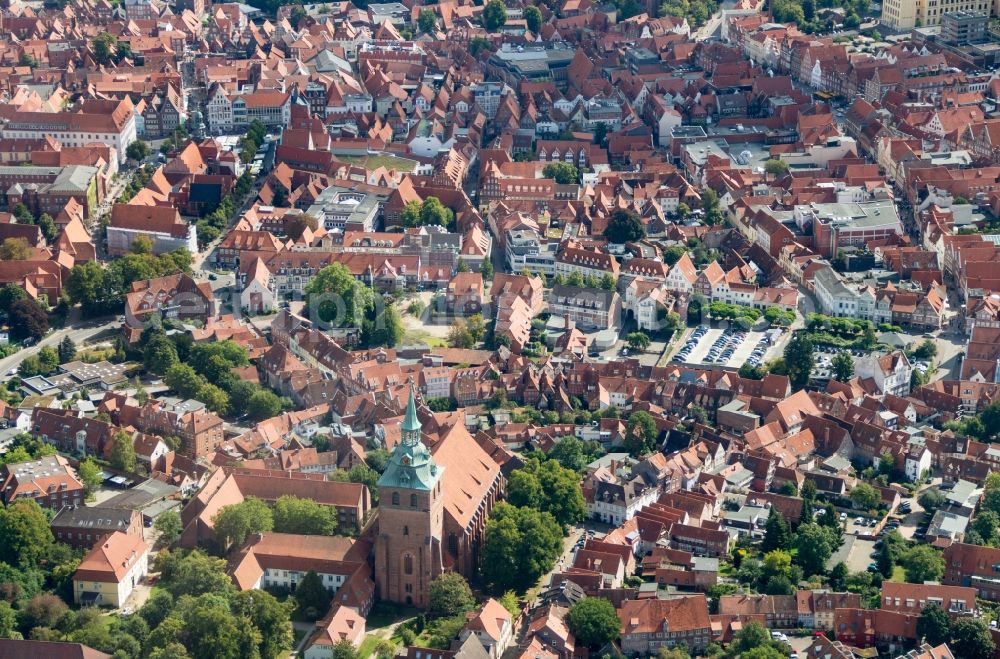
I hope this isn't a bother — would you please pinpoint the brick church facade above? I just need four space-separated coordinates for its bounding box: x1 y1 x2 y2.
375 387 504 608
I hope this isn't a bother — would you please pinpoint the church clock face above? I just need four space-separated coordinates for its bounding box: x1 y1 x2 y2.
401 456 411 466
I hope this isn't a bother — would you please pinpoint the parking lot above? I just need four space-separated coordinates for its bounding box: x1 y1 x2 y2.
672 326 784 369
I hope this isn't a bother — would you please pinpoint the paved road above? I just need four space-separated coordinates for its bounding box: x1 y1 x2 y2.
0 318 120 381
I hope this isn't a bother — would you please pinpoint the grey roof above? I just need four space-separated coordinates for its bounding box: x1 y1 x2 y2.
550 284 618 310
48 166 99 194
50 505 137 531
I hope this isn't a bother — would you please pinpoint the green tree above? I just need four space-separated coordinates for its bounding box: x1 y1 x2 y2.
58 335 76 364
877 531 902 578
110 430 137 473
482 0 507 30
972 510 999 545
157 550 235 598
213 496 274 551
604 209 645 244
37 346 58 374
418 8 437 32
180 593 260 659
918 488 945 513
0 500 54 568
448 319 476 349
364 302 405 348
420 197 454 228
831 352 855 382
480 258 494 280
92 32 117 64
429 572 476 617
77 458 103 496
729 621 773 656
829 561 849 591
506 459 585 530
542 162 579 184
304 262 375 328
294 570 331 620
365 449 391 474
701 188 724 226
623 411 658 457
524 4 542 31
480 502 563 592
231 590 295 659
593 121 609 146
272 495 336 535
764 158 789 179
793 523 834 577
247 390 283 421
761 509 791 553
850 483 879 511
165 363 202 399
626 332 651 351
913 339 937 361
0 238 30 261
901 545 944 583
154 510 183 545
144 334 180 375
566 597 621 648
149 643 191 659
916 603 951 646
548 436 589 471
331 639 360 659
0 283 28 316
126 140 150 162
783 333 814 390
951 617 997 659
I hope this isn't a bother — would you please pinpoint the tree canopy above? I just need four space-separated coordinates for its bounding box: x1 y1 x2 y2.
428 573 476 617
506 458 586 530
566 597 621 648
604 209 645 244
272 495 336 536
480 502 563 592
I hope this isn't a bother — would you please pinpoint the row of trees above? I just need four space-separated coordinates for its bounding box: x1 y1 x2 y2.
944 398 1000 441
156 338 284 419
212 495 337 552
197 171 255 246
240 120 268 164
65 246 192 317
400 197 455 230
550 271 617 291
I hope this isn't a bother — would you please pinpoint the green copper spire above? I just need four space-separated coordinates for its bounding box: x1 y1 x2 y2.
377 384 443 491
401 384 421 439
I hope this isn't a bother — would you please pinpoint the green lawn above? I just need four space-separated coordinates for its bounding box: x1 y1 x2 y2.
339 154 417 173
890 565 906 582
403 328 449 348
358 634 383 658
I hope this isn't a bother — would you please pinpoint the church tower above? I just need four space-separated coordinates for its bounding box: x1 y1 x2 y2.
374 386 445 608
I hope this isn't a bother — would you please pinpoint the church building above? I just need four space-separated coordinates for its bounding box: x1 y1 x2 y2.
374 387 504 608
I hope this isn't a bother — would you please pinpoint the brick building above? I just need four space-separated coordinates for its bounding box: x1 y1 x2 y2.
374 387 503 608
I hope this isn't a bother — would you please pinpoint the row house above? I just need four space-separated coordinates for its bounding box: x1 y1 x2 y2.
618 597 713 655
881 582 977 617
548 285 622 331
206 85 292 133
553 243 621 280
